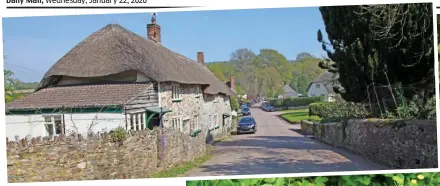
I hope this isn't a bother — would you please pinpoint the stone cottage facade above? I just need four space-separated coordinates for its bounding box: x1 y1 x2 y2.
5 15 233 139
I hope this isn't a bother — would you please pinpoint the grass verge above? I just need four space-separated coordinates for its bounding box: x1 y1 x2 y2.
213 135 232 145
149 147 214 178
279 109 321 123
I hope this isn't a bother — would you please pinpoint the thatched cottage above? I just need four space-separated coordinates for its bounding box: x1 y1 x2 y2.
5 16 234 139
306 71 339 102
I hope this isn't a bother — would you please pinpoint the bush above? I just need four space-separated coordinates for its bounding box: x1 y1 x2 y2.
230 96 239 111
381 94 436 120
187 172 440 186
310 98 371 123
110 126 128 143
309 102 335 118
269 96 324 108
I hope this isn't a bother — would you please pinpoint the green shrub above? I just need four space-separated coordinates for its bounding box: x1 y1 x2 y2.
110 126 128 143
187 172 440 186
380 94 436 120
269 96 324 108
309 102 335 118
310 98 371 123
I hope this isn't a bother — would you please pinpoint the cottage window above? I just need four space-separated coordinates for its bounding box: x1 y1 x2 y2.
316 84 320 88
213 115 218 129
182 119 189 133
172 85 181 100
321 94 325 97
140 113 145 130
194 115 199 130
208 115 213 129
195 86 201 98
172 117 181 131
44 115 64 136
129 114 134 130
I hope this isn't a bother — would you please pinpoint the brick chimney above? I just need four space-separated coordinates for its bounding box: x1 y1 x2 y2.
230 75 235 91
197 52 204 64
147 13 161 43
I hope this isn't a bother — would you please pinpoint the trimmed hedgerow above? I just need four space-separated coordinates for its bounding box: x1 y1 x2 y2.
269 96 324 108
309 102 336 118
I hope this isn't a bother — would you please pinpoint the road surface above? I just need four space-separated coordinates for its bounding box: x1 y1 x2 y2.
184 106 388 177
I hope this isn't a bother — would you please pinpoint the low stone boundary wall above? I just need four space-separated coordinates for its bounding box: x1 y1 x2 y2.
7 128 206 182
300 119 437 169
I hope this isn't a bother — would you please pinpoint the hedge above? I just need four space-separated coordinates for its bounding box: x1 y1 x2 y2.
269 96 324 108
309 102 336 118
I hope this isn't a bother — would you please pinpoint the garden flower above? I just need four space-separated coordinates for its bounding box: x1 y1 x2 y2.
411 179 417 184
417 174 424 180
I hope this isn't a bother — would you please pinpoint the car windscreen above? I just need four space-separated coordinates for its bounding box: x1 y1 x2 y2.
242 108 250 112
239 117 253 123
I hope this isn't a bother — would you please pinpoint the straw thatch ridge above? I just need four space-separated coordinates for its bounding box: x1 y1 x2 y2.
37 24 232 96
307 71 339 94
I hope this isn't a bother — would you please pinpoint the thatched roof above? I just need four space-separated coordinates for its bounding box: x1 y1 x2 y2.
283 84 298 97
37 24 232 96
307 72 339 94
7 83 153 110
312 71 338 83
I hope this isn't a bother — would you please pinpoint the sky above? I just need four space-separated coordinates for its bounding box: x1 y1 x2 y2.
2 7 328 82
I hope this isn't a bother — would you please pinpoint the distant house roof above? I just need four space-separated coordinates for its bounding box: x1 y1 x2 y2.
7 83 153 110
37 24 232 96
283 84 298 97
307 72 339 94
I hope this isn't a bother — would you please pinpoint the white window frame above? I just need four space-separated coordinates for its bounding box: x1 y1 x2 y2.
195 86 201 98
182 118 190 133
172 117 181 131
172 84 181 100
213 115 218 130
194 115 199 130
208 115 213 130
43 115 64 136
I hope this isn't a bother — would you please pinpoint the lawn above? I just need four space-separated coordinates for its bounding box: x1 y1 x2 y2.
279 109 320 123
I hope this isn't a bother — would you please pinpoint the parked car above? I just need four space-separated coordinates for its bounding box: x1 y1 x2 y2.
260 102 267 109
237 116 257 134
264 104 275 112
241 107 251 116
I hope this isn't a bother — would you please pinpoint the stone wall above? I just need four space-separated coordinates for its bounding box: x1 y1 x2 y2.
300 119 437 169
7 128 206 183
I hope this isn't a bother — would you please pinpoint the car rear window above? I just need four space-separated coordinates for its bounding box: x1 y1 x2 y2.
239 117 253 123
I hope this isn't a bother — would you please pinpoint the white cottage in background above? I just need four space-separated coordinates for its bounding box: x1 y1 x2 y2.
306 72 339 102
6 15 233 140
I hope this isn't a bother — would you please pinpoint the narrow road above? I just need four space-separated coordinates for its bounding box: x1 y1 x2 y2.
184 106 389 177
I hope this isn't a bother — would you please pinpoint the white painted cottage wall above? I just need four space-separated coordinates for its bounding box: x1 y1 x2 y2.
307 82 331 101
5 113 125 140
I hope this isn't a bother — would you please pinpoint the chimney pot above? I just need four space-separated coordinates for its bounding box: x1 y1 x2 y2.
197 52 204 64
147 13 161 43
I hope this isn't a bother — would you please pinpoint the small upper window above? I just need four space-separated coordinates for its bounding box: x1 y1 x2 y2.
172 85 180 100
316 84 320 88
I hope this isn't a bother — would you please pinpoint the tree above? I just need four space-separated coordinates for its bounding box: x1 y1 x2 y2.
4 69 16 103
296 52 314 60
317 4 434 102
